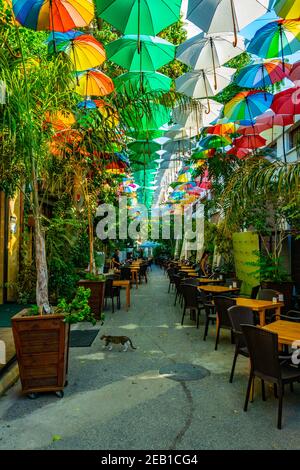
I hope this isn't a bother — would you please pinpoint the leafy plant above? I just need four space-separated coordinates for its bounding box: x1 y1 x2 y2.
246 251 290 283
56 287 97 325
85 272 106 282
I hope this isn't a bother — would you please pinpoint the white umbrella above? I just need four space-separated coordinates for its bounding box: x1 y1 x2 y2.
187 0 270 46
165 124 199 139
173 101 204 129
200 99 223 126
177 33 245 88
175 66 236 104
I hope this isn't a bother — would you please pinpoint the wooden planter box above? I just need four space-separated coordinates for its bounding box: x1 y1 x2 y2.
78 280 105 320
12 310 70 397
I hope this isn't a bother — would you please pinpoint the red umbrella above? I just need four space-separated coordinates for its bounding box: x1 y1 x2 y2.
227 147 251 159
271 87 300 116
234 135 267 149
239 110 294 135
289 62 300 84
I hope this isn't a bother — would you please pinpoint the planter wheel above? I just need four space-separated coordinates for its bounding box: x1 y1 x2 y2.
55 390 64 398
27 393 38 399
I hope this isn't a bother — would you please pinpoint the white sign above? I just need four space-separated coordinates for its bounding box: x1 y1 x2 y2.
0 340 6 365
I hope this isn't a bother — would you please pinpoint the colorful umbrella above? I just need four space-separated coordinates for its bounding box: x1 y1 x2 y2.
77 99 98 109
177 33 244 88
114 71 171 95
199 135 232 149
45 110 75 132
12 0 94 32
240 110 294 135
47 31 105 71
274 0 300 20
235 59 290 89
106 35 176 72
191 149 215 160
96 0 181 36
122 103 170 132
234 135 267 149
247 20 300 70
206 122 237 135
76 69 114 97
224 91 273 122
187 0 269 46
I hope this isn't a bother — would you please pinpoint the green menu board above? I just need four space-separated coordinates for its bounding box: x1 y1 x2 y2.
233 232 260 296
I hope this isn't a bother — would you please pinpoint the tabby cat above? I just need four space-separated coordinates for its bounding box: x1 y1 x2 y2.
100 335 136 352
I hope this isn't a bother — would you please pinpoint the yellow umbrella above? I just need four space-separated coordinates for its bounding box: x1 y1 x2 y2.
76 69 114 97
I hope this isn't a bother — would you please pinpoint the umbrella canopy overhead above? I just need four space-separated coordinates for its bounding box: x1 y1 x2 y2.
247 20 300 68
187 0 269 44
271 87 300 115
128 140 161 155
96 0 181 36
12 0 94 31
106 35 176 72
176 32 244 71
114 71 172 95
76 69 114 97
235 59 291 89
234 134 267 149
274 0 300 20
47 31 106 71
224 91 273 122
289 62 300 84
199 134 232 149
123 103 170 132
175 66 236 98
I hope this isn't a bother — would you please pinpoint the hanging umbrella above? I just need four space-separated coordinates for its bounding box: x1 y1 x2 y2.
106 35 176 72
191 149 215 160
165 125 198 140
177 33 244 88
187 0 269 46
224 91 273 122
175 67 236 101
240 110 294 135
47 31 105 71
45 110 75 132
128 140 161 155
289 62 300 84
173 101 204 129
77 99 98 109
122 103 170 132
227 147 252 159
206 122 237 135
234 135 267 149
235 59 291 89
106 161 128 174
199 135 231 149
247 20 300 71
96 0 181 36
12 0 94 32
76 69 114 97
114 71 171 95
201 99 223 126
274 0 300 20
271 87 300 116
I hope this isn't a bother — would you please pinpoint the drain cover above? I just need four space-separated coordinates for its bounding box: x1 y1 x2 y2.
159 363 210 382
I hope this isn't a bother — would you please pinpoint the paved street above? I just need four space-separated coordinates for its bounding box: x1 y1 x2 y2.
1 267 300 450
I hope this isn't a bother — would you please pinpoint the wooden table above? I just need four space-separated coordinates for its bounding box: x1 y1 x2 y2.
262 320 300 346
130 267 139 288
198 285 240 295
113 280 131 311
197 278 224 284
235 298 284 327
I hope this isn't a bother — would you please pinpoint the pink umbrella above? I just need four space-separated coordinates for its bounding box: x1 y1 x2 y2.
239 110 294 136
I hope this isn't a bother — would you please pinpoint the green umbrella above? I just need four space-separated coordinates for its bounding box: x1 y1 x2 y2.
128 140 161 155
96 0 181 37
127 129 166 140
114 71 172 95
123 102 171 131
106 35 176 72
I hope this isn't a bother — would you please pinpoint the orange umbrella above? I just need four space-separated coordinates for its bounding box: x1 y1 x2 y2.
45 111 75 132
76 69 114 97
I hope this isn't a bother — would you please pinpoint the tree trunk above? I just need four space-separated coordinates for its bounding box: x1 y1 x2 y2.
35 222 49 310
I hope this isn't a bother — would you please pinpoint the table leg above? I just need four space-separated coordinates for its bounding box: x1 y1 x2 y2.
126 285 130 310
275 306 281 321
259 309 266 327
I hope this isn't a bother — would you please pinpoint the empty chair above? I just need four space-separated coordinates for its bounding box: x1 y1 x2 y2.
242 325 300 429
251 285 261 299
167 268 176 293
227 306 254 383
120 266 132 281
181 284 203 328
198 289 216 341
257 288 282 323
104 278 121 313
182 278 199 287
173 275 183 307
213 296 236 350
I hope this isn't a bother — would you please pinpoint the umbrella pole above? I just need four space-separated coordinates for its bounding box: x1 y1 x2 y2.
230 0 238 47
210 38 218 90
138 0 141 54
279 25 285 73
203 71 211 114
282 125 287 163
49 0 57 54
262 65 267 101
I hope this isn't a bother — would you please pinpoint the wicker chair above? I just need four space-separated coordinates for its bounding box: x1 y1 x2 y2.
213 296 236 350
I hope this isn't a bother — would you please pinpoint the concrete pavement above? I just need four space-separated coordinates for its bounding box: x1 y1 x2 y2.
1 267 300 450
